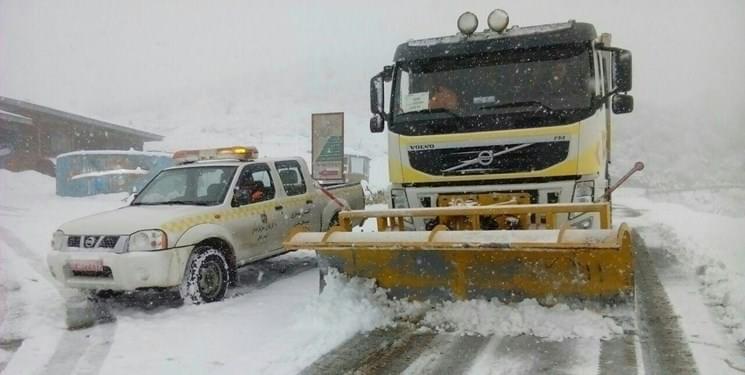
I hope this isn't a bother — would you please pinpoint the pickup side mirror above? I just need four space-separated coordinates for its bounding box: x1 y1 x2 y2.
231 187 250 207
612 94 634 114
613 49 632 92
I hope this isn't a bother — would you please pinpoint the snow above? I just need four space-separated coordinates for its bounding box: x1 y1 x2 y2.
422 299 622 341
615 188 745 345
2 171 745 373
70 168 150 180
57 150 172 158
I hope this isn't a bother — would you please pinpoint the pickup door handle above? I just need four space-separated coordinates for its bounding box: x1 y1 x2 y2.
274 205 283 211
305 200 313 204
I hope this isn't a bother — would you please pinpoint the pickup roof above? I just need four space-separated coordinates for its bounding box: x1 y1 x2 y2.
47 156 364 303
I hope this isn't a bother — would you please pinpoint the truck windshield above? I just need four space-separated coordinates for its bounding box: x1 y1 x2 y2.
132 166 237 206
390 44 595 136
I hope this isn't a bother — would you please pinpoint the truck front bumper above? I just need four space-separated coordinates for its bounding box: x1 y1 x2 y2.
46 246 193 291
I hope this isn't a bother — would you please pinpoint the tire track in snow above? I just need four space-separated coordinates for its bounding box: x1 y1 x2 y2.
465 335 599 374
0 225 115 375
632 231 699 375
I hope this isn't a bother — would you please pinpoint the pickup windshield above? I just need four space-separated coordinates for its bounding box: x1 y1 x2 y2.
390 43 595 136
132 166 237 206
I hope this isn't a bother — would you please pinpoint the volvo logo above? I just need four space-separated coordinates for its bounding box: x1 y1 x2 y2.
408 144 435 151
443 143 535 172
476 151 494 166
83 236 97 248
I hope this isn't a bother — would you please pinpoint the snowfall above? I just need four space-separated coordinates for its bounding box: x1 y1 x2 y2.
1 165 744 374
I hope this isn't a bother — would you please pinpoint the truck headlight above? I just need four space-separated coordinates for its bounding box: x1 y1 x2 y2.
51 230 65 251
128 229 167 251
390 188 409 209
572 180 595 203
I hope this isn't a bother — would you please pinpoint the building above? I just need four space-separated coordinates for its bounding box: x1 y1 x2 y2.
0 96 163 176
344 153 371 183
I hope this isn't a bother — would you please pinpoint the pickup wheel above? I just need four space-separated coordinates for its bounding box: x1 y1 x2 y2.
181 247 230 304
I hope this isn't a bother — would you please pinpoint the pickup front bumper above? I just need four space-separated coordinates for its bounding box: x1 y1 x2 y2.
46 246 193 291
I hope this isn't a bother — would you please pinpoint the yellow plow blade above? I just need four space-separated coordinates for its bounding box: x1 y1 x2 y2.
285 203 634 303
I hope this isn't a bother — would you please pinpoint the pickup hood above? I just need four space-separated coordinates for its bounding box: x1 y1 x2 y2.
58 205 211 235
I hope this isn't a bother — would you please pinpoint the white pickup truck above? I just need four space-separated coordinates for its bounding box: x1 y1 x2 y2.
47 146 364 303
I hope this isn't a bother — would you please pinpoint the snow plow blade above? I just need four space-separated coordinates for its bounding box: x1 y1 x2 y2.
285 203 633 303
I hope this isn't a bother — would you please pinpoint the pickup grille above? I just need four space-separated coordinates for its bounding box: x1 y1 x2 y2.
72 266 113 278
65 235 123 251
99 236 119 248
67 236 81 247
408 141 570 176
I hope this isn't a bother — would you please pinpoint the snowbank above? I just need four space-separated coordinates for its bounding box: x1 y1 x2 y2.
312 270 622 341
616 188 745 344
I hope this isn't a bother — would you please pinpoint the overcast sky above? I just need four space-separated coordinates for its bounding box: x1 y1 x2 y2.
1 0 744 188
2 0 743 118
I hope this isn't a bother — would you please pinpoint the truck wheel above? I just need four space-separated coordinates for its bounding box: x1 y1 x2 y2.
181 247 230 304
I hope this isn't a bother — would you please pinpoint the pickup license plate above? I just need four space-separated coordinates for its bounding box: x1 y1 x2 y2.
69 260 104 272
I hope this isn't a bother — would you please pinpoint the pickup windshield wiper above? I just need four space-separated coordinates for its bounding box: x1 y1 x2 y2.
132 200 212 206
479 101 553 112
398 107 462 119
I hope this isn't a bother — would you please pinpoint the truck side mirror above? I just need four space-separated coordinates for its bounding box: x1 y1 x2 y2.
370 72 385 116
613 49 632 92
370 114 384 133
612 94 634 114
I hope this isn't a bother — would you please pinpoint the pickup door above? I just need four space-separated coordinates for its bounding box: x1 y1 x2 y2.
228 162 286 261
274 159 318 231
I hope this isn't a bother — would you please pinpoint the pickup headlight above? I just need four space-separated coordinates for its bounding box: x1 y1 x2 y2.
572 180 595 203
128 229 167 251
390 188 409 209
51 230 65 251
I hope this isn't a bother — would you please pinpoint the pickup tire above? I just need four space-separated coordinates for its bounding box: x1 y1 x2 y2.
180 246 230 304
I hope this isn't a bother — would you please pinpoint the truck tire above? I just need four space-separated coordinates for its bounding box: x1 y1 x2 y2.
180 246 230 304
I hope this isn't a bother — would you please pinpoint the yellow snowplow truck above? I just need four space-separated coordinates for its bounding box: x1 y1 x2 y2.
287 10 638 303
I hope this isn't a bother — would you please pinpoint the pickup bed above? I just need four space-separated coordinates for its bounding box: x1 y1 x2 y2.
47 156 364 303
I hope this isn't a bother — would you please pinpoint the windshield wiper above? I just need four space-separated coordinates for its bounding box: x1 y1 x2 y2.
398 107 462 119
479 101 553 112
132 200 212 206
164 200 212 206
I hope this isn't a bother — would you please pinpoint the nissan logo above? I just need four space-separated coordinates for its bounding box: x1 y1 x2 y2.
84 236 97 248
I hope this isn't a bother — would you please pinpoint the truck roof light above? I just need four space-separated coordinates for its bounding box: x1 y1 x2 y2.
457 12 478 36
487 9 509 33
173 146 259 163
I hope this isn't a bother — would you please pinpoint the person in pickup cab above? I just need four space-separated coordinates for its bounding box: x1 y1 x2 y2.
248 180 265 203
236 177 264 204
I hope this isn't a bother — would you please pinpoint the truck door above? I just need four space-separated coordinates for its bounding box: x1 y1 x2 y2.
229 163 283 260
275 159 313 230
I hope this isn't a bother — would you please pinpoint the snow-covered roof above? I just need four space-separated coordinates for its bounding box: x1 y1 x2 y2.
57 149 172 158
70 168 151 180
0 96 163 141
0 109 33 126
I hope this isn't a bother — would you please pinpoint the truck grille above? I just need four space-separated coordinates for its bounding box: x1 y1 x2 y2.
408 141 570 176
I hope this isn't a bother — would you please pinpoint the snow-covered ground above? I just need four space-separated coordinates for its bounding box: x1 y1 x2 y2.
1 170 744 374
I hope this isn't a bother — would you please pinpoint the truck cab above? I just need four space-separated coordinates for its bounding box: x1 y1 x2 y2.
369 11 632 230
47 146 364 303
